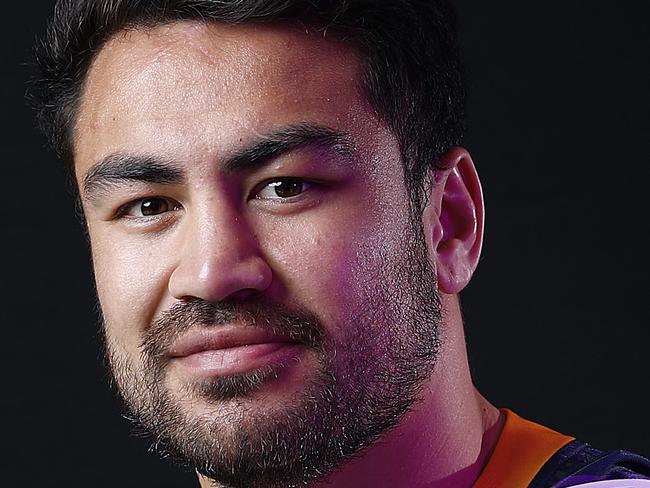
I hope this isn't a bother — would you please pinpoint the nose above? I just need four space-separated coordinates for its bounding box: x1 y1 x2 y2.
168 206 273 302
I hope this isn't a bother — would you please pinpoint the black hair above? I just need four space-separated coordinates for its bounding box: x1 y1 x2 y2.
30 0 467 211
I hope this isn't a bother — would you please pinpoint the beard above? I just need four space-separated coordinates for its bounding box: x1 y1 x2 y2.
103 220 442 488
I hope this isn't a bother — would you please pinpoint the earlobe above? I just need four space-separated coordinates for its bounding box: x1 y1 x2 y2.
423 147 484 295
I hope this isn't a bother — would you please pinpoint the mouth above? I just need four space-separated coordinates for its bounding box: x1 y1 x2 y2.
168 326 303 378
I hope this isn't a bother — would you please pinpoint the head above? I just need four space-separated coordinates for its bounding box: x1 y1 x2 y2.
31 1 482 487
32 0 467 215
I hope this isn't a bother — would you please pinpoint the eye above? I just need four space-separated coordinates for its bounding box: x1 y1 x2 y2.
119 197 181 218
255 178 312 200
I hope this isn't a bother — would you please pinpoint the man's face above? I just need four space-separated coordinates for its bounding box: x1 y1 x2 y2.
74 21 441 487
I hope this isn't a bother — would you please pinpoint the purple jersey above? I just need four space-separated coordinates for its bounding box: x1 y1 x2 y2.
529 440 650 488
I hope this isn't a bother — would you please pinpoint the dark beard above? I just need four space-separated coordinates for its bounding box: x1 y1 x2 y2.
103 226 442 488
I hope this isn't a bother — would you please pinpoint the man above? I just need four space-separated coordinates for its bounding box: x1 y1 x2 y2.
30 1 650 487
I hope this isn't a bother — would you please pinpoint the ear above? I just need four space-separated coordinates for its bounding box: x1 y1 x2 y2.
422 147 484 295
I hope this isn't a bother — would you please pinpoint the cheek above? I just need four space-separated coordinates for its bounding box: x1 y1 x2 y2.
262 211 404 326
91 231 171 354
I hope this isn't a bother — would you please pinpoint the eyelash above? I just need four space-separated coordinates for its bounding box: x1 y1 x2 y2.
253 177 314 201
114 197 181 220
114 177 316 219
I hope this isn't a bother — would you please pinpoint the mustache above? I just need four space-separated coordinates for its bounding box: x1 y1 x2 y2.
140 298 324 366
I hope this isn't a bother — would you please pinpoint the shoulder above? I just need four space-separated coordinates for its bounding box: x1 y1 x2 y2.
529 440 650 488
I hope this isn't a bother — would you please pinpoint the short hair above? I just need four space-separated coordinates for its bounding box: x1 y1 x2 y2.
30 0 467 211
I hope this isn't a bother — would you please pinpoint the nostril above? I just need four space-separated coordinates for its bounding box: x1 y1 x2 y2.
168 249 273 302
228 288 263 301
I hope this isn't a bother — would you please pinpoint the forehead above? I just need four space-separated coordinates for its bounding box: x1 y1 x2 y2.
74 20 376 175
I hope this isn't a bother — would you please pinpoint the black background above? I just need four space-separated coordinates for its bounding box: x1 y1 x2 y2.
2 1 648 487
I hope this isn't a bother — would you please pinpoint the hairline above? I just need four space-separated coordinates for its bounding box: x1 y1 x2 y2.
68 18 386 179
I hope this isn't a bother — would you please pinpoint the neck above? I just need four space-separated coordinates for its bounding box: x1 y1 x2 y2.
199 294 502 488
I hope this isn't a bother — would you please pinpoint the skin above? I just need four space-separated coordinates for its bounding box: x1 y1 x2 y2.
73 20 502 488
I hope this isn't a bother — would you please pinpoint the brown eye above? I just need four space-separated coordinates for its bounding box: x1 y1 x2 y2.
140 198 171 215
122 197 180 217
257 178 311 200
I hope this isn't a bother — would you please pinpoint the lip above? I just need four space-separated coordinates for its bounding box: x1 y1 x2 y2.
168 326 302 378
169 326 297 358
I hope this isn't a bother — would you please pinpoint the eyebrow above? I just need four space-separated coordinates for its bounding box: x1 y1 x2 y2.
82 154 184 202
222 123 355 174
81 123 355 202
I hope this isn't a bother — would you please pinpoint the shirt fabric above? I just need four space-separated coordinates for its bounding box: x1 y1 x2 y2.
472 409 650 488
